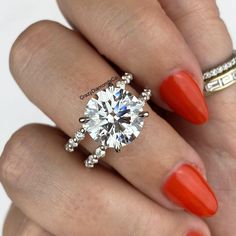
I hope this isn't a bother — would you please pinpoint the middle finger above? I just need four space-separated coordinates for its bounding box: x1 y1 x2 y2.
10 20 217 217
57 0 208 124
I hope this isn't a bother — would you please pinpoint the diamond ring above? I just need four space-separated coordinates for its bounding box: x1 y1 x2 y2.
65 73 151 168
203 51 236 96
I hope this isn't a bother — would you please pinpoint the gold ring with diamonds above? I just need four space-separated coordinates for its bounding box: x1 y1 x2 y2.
203 51 236 96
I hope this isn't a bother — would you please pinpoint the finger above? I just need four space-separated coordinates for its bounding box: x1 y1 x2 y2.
0 124 210 236
157 0 235 234
158 0 233 121
158 0 233 70
158 0 234 120
3 205 53 236
57 0 208 124
9 20 217 217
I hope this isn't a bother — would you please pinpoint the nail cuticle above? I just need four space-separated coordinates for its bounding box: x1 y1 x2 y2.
162 161 205 184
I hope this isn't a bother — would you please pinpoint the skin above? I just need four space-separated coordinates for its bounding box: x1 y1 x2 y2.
0 0 234 235
3 205 52 236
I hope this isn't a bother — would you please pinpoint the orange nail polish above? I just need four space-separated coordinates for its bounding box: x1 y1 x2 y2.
187 232 203 236
160 70 208 124
163 164 218 217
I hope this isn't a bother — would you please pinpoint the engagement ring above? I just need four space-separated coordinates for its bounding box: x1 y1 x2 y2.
65 73 151 168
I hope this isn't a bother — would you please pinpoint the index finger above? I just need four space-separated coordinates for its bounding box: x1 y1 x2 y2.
4 205 53 236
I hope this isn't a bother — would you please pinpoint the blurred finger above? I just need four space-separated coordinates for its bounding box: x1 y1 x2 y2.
3 205 53 236
158 0 232 69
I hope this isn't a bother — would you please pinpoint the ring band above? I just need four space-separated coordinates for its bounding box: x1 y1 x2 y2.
204 52 236 96
203 51 236 80
65 73 151 168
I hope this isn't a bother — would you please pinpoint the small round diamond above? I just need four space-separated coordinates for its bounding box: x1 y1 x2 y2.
140 88 151 101
223 63 228 70
232 58 236 65
217 66 223 73
227 62 232 68
204 72 210 79
85 155 95 168
65 143 74 152
75 131 85 141
211 69 217 76
122 73 133 84
69 138 78 147
95 147 106 158
116 80 126 88
83 86 145 149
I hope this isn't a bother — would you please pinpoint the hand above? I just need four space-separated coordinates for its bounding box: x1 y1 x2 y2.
1 0 233 235
167 55 236 235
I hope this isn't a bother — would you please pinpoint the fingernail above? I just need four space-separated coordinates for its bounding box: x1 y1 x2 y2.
187 232 203 236
160 70 208 124
162 164 218 217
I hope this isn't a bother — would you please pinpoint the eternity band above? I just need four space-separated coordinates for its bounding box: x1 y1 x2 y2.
203 51 236 80
204 51 236 96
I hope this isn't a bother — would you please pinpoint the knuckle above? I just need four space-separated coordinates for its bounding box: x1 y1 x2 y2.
17 220 48 236
0 124 41 188
175 0 220 22
175 0 233 61
130 212 166 236
97 3 160 55
4 209 47 236
3 206 27 236
10 20 61 78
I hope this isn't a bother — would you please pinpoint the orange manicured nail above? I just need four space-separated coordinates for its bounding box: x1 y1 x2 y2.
163 164 218 217
160 70 208 124
187 232 204 236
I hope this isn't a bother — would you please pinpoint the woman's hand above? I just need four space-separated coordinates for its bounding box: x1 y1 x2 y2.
1 0 233 235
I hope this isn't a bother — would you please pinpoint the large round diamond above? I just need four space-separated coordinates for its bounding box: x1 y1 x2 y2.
83 86 145 149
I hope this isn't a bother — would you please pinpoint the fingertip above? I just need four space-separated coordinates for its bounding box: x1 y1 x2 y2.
160 70 208 124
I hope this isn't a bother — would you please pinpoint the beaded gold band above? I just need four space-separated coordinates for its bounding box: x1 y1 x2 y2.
204 52 236 96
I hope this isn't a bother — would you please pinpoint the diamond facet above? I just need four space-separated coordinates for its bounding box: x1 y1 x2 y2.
83 86 145 149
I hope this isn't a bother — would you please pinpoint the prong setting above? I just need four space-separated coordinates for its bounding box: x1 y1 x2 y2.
115 145 121 153
139 111 149 118
84 145 107 168
84 155 97 168
121 72 133 84
108 81 114 89
140 88 151 101
116 80 126 88
95 146 106 158
79 117 90 124
65 128 86 152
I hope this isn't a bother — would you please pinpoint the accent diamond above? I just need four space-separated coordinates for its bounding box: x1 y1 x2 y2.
95 147 106 158
75 131 85 141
